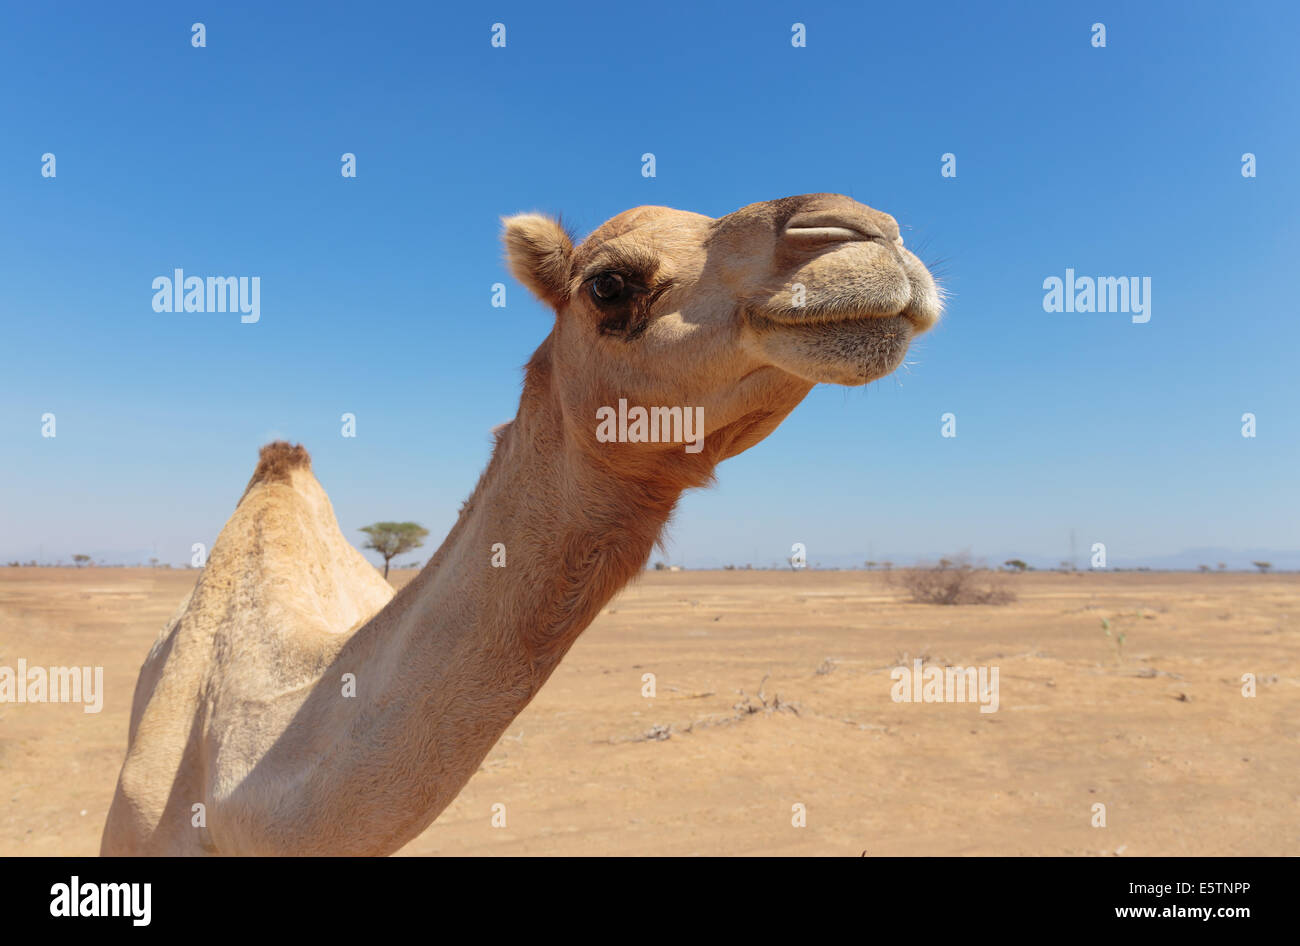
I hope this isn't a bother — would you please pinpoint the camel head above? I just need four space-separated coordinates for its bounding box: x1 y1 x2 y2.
503 193 942 477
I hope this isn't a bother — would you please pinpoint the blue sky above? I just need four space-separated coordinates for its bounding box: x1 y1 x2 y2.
1 0 1297 570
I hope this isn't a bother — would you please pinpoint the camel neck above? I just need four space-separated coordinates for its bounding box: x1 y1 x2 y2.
401 355 682 678
289 353 683 853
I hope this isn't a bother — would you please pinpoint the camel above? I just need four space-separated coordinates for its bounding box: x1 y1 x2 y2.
101 193 942 855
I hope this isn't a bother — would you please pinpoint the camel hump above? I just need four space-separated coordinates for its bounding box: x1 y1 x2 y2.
241 441 313 498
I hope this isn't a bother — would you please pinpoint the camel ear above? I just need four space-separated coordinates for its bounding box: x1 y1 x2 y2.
502 213 575 308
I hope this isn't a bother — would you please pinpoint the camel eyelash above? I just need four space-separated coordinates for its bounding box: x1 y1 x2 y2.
595 279 673 340
579 243 661 282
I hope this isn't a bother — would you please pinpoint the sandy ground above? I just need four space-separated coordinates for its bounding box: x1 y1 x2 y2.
1 566 1296 856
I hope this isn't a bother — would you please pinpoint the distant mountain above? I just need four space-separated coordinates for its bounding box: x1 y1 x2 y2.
1101 548 1300 572
668 547 1300 572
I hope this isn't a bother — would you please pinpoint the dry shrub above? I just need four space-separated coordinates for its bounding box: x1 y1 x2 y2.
893 555 1016 606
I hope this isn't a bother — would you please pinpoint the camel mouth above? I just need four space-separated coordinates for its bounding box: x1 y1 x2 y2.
753 306 925 330
753 246 942 337
746 309 916 386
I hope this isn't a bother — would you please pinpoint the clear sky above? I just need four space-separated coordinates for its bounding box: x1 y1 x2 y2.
2 0 1297 570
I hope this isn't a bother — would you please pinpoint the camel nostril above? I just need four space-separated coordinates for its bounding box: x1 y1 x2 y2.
783 211 890 246
784 226 871 243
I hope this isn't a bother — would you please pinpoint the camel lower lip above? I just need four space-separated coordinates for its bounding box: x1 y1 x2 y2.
747 311 916 386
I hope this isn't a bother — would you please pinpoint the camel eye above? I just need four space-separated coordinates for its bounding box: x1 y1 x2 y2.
590 272 626 303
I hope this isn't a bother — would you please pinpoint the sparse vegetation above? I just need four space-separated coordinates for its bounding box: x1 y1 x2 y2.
1003 559 1028 572
359 522 430 579
1253 561 1272 574
733 674 799 716
1101 617 1126 662
72 554 91 568
894 554 1016 605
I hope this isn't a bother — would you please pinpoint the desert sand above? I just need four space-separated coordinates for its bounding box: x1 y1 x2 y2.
1 566 1295 856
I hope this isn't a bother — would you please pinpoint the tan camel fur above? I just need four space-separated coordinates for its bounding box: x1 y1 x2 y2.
101 193 941 855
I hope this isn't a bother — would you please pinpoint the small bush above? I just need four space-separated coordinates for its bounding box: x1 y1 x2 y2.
894 555 1016 606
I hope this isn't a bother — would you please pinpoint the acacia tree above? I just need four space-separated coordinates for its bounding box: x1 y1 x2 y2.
1252 561 1272 574
72 554 91 568
360 522 429 579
